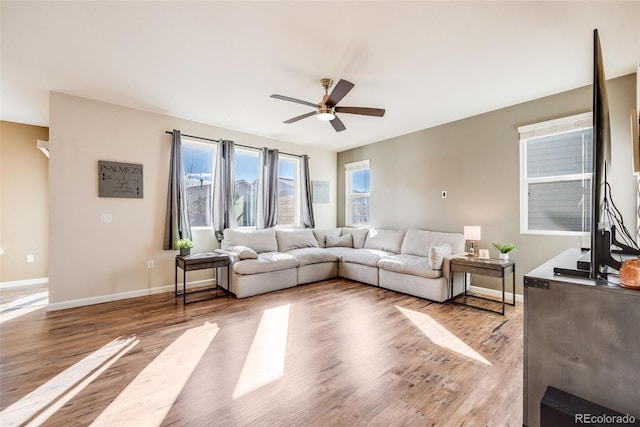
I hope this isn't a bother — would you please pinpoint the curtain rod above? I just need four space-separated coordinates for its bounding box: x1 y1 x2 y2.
165 131 306 159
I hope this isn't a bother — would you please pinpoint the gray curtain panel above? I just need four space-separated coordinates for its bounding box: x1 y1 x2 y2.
256 147 279 229
163 129 192 250
213 139 237 241
300 154 315 228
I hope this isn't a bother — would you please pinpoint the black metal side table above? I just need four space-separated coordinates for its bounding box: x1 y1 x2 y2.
450 256 516 315
175 253 231 304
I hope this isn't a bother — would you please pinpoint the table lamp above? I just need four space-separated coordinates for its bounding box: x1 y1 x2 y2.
464 226 481 257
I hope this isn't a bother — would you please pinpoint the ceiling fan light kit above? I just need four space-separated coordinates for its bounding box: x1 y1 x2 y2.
317 107 335 121
270 78 385 132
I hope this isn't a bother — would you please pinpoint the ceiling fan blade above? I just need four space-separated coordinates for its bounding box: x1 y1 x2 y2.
283 111 316 124
330 115 346 132
325 79 355 107
271 94 318 108
335 106 386 117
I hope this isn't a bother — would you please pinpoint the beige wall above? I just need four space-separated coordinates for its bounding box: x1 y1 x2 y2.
48 93 337 309
0 121 49 283
337 74 637 294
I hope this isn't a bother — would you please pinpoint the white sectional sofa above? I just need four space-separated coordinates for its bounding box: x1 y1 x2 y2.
216 227 466 302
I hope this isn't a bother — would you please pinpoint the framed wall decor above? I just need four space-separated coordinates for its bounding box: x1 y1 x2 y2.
312 180 330 203
98 160 144 198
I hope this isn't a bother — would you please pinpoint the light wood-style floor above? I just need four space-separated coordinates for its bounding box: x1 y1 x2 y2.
1 279 523 426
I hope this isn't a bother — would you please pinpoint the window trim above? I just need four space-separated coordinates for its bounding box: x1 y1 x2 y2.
518 112 592 236
345 159 371 227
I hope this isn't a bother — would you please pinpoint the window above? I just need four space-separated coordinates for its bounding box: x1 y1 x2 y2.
277 156 300 226
345 160 370 226
518 113 593 235
182 141 304 229
182 140 215 227
234 149 259 227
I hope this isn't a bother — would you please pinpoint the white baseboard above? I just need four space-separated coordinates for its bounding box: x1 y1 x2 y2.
0 277 49 289
46 278 216 312
468 285 523 303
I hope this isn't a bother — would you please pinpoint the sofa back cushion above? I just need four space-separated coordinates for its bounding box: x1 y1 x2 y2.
429 231 465 254
364 228 406 254
400 229 432 257
222 228 278 253
341 227 369 249
312 228 342 248
276 229 319 252
401 229 465 257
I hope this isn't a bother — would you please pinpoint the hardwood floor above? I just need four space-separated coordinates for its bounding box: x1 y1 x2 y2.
0 280 523 426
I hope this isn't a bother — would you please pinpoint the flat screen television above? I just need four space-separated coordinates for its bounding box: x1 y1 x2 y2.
553 29 640 280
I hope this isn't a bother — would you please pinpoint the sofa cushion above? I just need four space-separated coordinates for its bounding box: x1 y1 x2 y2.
232 252 299 275
341 227 369 249
429 231 465 254
326 234 353 248
401 229 465 256
224 245 259 260
377 254 442 279
276 229 319 252
400 229 432 257
285 247 339 267
340 248 391 267
312 228 342 248
364 229 406 254
429 243 452 270
223 228 278 253
324 247 355 257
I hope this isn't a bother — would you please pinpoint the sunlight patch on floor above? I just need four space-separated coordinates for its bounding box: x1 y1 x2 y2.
232 304 290 399
0 336 138 427
396 305 492 366
90 321 219 427
0 291 49 324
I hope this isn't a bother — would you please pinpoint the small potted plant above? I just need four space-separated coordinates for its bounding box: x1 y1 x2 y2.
492 242 516 260
176 238 193 257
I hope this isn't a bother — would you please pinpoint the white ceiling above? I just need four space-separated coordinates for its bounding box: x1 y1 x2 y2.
1 1 638 152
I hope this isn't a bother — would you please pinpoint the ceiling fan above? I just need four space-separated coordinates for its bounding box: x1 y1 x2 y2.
270 78 385 132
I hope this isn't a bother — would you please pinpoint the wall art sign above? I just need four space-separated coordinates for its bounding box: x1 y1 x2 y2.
312 180 330 203
98 160 143 198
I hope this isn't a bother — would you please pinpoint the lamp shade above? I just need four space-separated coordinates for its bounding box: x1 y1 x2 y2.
464 226 481 241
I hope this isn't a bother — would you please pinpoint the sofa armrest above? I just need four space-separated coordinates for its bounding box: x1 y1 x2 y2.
442 253 465 278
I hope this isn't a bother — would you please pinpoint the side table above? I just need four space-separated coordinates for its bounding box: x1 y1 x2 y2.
450 256 516 315
175 253 231 304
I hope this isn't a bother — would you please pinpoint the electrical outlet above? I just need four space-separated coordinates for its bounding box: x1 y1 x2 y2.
441 190 448 199
147 260 154 269
100 213 113 223
26 254 35 263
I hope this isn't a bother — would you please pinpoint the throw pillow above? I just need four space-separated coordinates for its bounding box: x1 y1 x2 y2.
429 243 452 270
326 234 353 248
225 245 258 260
312 228 342 248
341 227 369 249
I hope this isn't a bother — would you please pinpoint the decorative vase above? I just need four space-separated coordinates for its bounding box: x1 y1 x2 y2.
499 253 509 261
180 248 191 257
